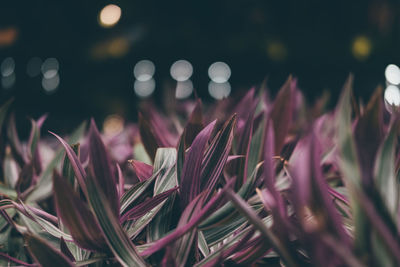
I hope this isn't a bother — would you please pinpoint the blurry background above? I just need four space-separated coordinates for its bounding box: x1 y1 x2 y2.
1 0 400 133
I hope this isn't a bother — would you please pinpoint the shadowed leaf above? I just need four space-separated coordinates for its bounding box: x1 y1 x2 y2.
88 119 119 218
25 233 74 267
270 77 294 155
53 171 107 251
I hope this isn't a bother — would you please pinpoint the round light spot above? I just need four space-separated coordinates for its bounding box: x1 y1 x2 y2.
134 60 155 81
134 78 155 98
351 35 372 61
27 57 42 77
103 114 124 136
384 85 400 107
41 58 59 79
1 57 15 77
208 62 231 83
385 64 400 85
175 79 193 99
170 60 193 81
99 4 121 28
42 74 60 93
1 73 15 89
208 81 231 100
266 41 287 62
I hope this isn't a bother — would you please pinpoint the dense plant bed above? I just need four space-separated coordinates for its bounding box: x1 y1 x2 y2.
0 76 399 266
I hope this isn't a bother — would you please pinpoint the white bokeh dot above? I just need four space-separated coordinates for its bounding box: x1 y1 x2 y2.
170 60 193 81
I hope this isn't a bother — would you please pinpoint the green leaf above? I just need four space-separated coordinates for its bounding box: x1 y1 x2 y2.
225 189 297 267
86 171 147 267
120 148 176 214
247 116 265 179
124 148 177 240
148 158 178 241
198 231 209 257
26 121 87 202
374 118 399 219
62 143 80 188
200 162 263 230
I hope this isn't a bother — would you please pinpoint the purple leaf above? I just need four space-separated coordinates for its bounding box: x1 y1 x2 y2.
121 187 178 222
184 99 204 148
201 114 236 198
88 119 119 218
180 120 216 207
85 169 147 266
139 112 161 161
224 188 296 267
0 251 37 267
270 77 294 155
354 86 384 189
50 132 87 196
141 180 231 257
129 159 153 182
25 233 75 267
288 131 351 253
53 171 107 251
234 99 258 189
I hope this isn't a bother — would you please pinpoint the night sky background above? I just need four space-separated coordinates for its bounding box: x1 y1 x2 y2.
1 0 400 134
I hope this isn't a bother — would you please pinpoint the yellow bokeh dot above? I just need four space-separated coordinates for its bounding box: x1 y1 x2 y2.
352 36 372 61
99 4 121 28
267 41 287 62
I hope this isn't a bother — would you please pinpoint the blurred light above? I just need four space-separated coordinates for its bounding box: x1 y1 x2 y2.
170 60 193 81
175 79 193 99
1 57 15 77
266 41 287 62
0 27 18 47
352 35 372 61
385 64 400 85
208 62 231 83
108 37 129 58
134 78 155 98
27 57 42 77
99 4 121 28
42 74 60 93
41 58 59 79
384 85 400 107
134 60 155 81
103 114 124 136
1 73 15 89
208 81 231 100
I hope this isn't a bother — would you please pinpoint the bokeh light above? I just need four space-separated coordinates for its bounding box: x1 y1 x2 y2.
41 58 59 79
134 78 155 98
42 74 60 93
1 73 15 89
208 62 231 83
99 4 121 28
384 85 400 107
208 81 231 100
266 41 287 62
27 57 42 77
385 64 400 85
351 35 372 61
134 60 155 81
1 57 15 77
175 79 193 99
170 60 193 81
103 114 124 136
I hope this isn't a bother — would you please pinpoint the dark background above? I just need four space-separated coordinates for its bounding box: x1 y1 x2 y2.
1 0 399 133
